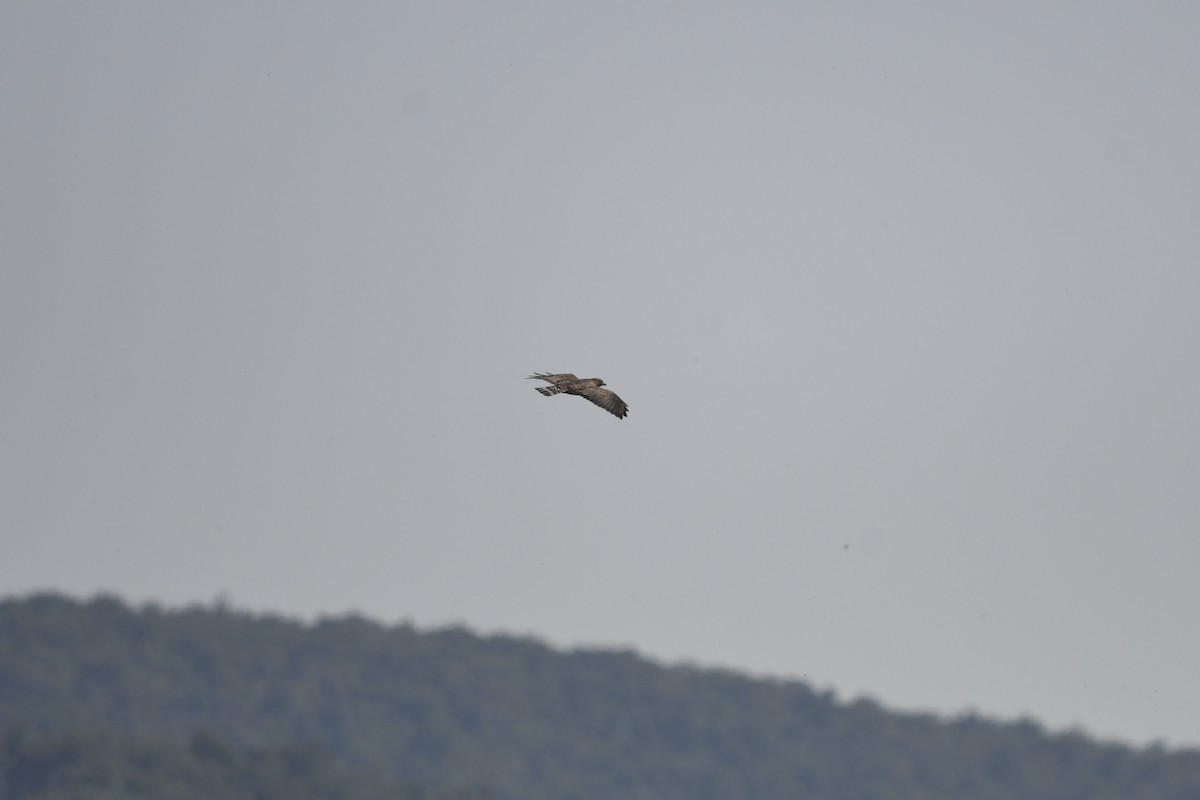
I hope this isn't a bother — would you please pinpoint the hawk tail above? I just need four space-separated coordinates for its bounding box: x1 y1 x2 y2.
535 386 563 397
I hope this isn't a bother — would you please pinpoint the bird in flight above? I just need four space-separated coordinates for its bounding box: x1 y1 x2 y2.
528 372 629 419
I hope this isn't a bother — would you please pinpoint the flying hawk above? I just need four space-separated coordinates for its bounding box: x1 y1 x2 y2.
528 372 629 419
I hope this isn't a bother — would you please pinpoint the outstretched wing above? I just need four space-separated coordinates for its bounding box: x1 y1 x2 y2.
577 386 628 419
528 372 578 385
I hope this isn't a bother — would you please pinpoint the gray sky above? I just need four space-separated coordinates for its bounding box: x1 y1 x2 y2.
4 3 1199 749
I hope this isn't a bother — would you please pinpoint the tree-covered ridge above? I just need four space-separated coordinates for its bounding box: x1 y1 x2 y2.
0 727 477 800
2 592 1199 800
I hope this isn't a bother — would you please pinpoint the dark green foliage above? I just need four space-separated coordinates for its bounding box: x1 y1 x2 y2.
1 592 1199 800
0 726 470 800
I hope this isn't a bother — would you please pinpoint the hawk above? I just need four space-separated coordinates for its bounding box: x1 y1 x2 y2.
528 372 629 419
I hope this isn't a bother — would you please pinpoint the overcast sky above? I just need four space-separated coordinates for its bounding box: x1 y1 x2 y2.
4 3 1199 750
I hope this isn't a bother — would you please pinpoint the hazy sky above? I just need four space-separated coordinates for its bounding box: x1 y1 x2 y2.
4 3 1199 749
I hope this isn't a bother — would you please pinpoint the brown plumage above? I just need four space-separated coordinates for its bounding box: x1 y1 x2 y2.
528 372 629 419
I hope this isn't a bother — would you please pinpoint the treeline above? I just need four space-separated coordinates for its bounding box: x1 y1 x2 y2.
0 727 478 800
2 592 1199 800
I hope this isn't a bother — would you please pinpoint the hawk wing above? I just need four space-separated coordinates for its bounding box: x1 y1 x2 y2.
528 372 578 385
577 386 629 419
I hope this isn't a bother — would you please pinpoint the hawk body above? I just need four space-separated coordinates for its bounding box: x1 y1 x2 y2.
528 372 629 419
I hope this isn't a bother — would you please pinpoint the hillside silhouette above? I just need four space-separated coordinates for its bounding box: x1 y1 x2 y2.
0 726 481 800
2 592 1198 800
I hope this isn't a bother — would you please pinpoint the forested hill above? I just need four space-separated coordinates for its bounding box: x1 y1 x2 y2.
2 593 1199 800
